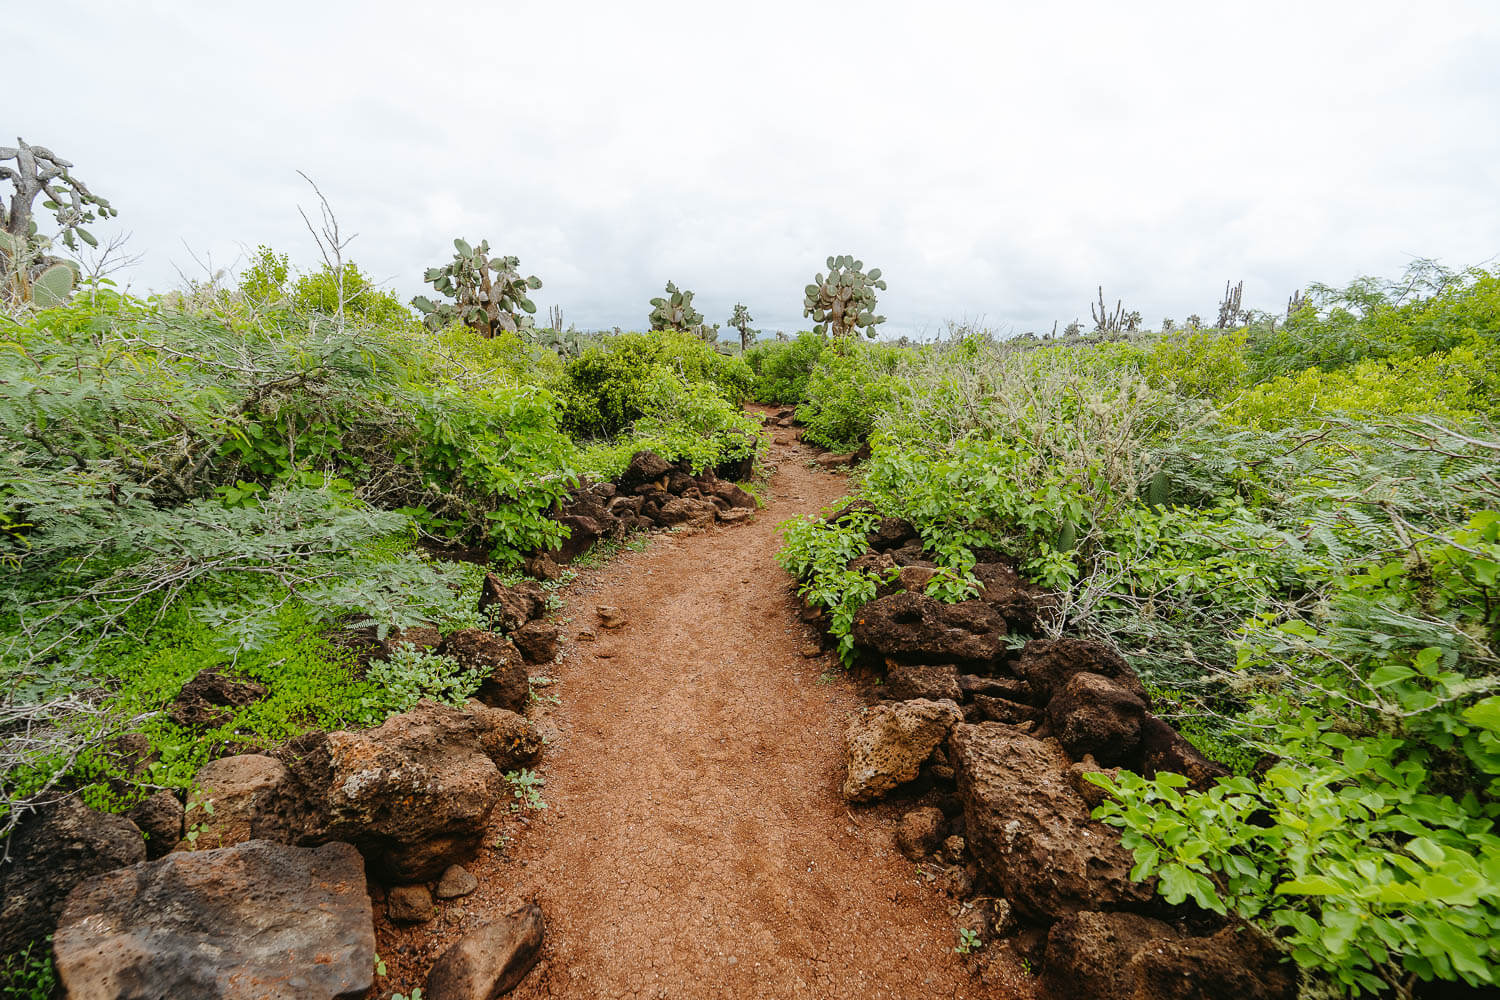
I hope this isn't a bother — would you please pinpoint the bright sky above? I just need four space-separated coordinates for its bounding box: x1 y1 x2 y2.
14 1 1500 337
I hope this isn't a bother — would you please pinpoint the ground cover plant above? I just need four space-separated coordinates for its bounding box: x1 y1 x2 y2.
776 261 1500 997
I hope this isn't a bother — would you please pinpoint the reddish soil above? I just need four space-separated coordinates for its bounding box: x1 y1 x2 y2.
376 421 1029 999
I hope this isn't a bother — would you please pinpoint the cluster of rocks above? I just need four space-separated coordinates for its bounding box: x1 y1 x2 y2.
3 574 561 999
527 449 757 573
826 515 1295 1000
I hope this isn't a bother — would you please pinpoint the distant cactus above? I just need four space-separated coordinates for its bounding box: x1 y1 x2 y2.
525 326 586 359
803 255 886 339
648 281 705 333
1215 280 1245 329
412 238 541 338
1 138 116 307
728 303 755 350
1286 289 1307 319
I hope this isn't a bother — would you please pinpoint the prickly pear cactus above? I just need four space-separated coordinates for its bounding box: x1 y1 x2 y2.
525 326 587 359
29 262 77 307
412 238 541 338
803 255 886 339
648 281 706 333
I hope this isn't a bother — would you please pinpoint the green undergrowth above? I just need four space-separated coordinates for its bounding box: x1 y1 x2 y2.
1 259 762 835
775 261 1500 997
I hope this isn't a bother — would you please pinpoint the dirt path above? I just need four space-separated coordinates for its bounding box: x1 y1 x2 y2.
379 428 1015 999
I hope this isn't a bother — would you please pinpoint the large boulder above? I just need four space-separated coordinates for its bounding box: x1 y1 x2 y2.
127 790 184 860
54 839 374 1000
851 593 1007 668
885 662 963 702
1041 912 1294 1000
0 798 145 956
868 516 918 551
441 629 529 714
949 723 1154 920
1045 672 1149 767
550 513 604 563
1014 638 1149 703
655 495 718 528
1041 910 1178 1000
179 753 293 850
1127 925 1296 1000
477 576 545 632
618 450 671 491
278 701 505 881
468 703 545 771
512 620 560 665
425 903 545 1000
972 561 1045 635
843 699 962 803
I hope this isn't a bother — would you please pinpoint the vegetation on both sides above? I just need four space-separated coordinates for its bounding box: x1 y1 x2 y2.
1 144 1498 996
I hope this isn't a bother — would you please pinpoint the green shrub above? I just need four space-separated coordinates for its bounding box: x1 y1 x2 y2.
556 331 752 438
362 645 486 717
577 368 762 480
796 340 903 451
745 332 826 404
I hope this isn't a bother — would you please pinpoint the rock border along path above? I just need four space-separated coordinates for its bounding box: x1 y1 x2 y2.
377 422 1026 999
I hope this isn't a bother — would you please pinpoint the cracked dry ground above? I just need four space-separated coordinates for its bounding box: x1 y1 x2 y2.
377 431 1027 999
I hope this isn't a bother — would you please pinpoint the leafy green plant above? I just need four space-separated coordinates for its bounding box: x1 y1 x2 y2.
0 935 58 999
505 768 546 812
412 238 541 337
954 927 983 955
745 332 827 404
362 645 486 719
795 339 903 451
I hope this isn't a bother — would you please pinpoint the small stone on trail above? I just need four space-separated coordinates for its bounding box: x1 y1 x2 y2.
435 863 479 899
597 606 629 629
388 883 435 923
425 903 545 1000
801 643 822 658
576 628 596 641
895 806 945 860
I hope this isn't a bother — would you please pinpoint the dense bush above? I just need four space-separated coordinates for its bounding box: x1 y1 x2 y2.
556 331 751 438
777 266 1500 997
795 339 904 452
0 263 762 837
745 332 826 404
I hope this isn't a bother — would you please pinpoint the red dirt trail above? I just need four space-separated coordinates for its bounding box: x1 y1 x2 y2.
377 424 1027 999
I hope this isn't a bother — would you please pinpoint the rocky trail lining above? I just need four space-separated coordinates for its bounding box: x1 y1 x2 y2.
376 426 1025 999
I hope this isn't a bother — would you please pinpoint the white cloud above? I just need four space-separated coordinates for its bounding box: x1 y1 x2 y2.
13 0 1500 336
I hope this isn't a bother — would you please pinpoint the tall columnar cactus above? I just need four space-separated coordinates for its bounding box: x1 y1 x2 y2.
648 281 706 333
412 238 541 337
803 255 886 339
728 303 755 351
1 139 115 306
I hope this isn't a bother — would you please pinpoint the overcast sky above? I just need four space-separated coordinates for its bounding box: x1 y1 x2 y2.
14 1 1500 337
